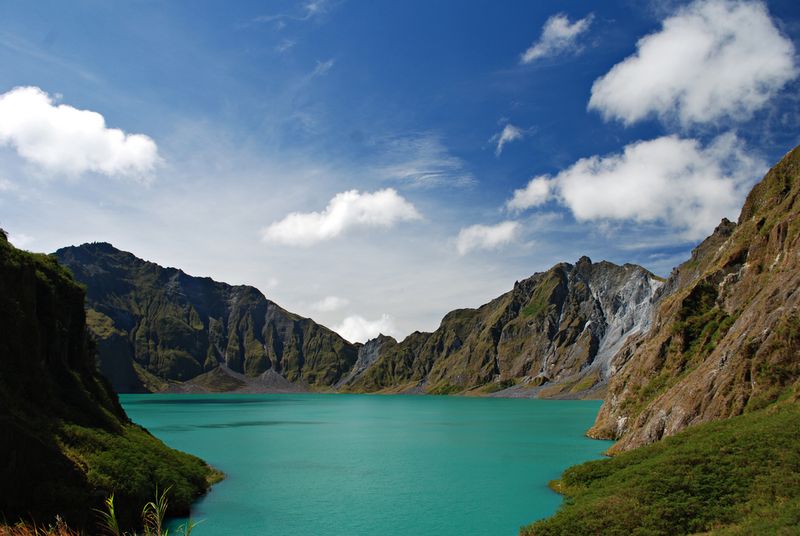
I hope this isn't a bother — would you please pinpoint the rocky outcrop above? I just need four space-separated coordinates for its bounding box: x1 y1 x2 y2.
590 145 800 453
0 232 216 530
342 257 662 396
55 243 358 392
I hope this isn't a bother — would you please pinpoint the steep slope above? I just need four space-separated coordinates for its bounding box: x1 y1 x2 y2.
590 145 800 452
344 257 662 396
0 232 217 530
522 392 800 535
54 243 358 393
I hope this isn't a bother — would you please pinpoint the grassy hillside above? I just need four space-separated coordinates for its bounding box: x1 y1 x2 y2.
591 145 800 452
0 232 219 530
522 392 800 535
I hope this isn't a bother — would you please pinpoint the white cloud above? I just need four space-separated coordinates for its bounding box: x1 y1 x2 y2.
492 124 524 156
506 134 765 240
377 134 476 188
589 0 798 127
520 13 593 64
334 313 399 343
261 188 421 246
456 221 519 255
508 176 552 211
310 295 350 312
0 86 160 181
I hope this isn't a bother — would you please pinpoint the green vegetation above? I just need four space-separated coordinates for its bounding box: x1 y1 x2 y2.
427 383 465 395
520 272 559 318
0 233 219 530
0 488 202 536
521 397 800 535
481 378 516 393
54 243 358 392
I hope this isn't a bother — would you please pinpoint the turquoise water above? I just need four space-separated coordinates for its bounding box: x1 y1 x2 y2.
120 394 610 535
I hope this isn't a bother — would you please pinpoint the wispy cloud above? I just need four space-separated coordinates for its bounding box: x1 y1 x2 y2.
491 124 524 156
254 0 331 24
275 39 296 53
589 0 798 127
377 134 476 188
311 58 335 77
0 31 101 83
310 295 350 312
520 13 593 64
261 188 422 246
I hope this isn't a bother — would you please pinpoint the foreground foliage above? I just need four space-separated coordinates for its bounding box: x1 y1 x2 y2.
0 232 218 530
1 488 199 536
522 396 800 535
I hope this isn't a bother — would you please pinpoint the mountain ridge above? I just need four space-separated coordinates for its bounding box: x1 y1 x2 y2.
55 243 663 398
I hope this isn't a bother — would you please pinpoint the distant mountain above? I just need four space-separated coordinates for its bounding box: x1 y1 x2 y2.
0 232 217 530
589 145 800 453
56 243 662 397
54 243 358 393
340 257 662 397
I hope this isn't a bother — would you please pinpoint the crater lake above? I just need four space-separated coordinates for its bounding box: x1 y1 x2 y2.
121 394 610 535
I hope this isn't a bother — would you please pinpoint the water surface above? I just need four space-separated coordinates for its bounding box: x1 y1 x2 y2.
121 393 610 535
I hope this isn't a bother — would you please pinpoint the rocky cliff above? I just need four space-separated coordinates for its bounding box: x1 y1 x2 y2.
342 257 662 396
55 244 661 397
590 145 800 452
54 243 358 392
0 232 217 530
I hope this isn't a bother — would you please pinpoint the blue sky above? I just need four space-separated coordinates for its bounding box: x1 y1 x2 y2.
1 0 799 341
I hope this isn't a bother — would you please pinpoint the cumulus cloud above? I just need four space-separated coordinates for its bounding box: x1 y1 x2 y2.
334 313 399 343
261 188 421 246
0 86 160 180
589 0 798 127
310 295 350 312
492 124 524 156
456 221 519 255
507 176 552 211
520 13 593 64
506 134 765 240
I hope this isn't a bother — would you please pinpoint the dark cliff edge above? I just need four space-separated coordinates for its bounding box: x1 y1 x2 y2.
0 233 218 530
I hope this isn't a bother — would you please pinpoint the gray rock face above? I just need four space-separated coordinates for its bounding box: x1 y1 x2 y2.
335 335 395 388
346 257 663 396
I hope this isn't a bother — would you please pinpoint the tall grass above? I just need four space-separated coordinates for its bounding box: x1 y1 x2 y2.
97 487 200 536
1 488 200 536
